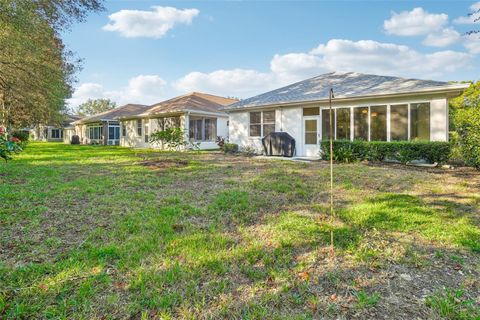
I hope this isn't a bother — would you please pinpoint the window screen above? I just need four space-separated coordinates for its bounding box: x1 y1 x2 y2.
410 103 430 141
321 109 332 140
370 105 387 141
354 107 368 140
336 108 351 140
390 105 408 141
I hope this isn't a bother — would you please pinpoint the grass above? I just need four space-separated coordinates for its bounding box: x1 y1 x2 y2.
426 288 480 320
0 142 479 319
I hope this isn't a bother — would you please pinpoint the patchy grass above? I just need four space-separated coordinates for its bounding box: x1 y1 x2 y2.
426 288 480 320
0 142 479 319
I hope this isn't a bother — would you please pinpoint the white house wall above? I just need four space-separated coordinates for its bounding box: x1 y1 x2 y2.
120 114 226 151
120 119 149 148
228 93 451 157
430 98 448 141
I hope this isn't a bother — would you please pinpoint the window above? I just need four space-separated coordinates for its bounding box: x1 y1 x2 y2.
249 112 261 137
410 103 430 141
204 118 217 141
137 119 142 136
321 109 332 140
303 107 319 116
51 129 63 139
122 124 126 137
189 117 217 141
354 107 368 140
304 119 317 144
390 105 408 141
249 111 275 137
336 108 350 140
157 117 181 131
144 123 149 143
370 105 387 141
88 126 102 140
108 125 120 140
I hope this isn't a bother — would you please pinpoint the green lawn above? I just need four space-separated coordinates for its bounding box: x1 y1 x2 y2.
1 142 479 319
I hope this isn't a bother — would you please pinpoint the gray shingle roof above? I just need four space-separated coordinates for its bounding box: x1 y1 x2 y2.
225 72 467 110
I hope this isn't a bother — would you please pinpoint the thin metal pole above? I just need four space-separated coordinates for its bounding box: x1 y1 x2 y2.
329 88 334 249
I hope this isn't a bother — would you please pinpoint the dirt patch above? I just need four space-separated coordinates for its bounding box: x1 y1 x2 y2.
366 161 480 175
139 159 189 170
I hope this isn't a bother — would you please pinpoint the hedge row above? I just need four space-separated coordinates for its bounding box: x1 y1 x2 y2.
320 140 451 164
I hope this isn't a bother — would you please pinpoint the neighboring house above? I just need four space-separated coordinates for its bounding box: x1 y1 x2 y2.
119 92 237 150
224 72 469 157
73 104 149 145
31 114 83 142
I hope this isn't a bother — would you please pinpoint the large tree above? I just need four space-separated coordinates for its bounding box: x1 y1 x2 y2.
0 0 104 128
77 98 116 116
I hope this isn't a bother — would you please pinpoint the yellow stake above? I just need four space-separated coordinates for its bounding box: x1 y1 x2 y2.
329 88 335 249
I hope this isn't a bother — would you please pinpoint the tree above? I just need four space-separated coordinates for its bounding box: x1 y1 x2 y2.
0 0 104 128
450 81 480 168
77 98 116 116
464 5 479 36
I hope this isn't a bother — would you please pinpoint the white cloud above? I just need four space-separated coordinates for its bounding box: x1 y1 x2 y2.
175 69 276 98
270 52 327 82
464 33 480 53
173 39 472 98
103 6 199 38
68 75 167 108
384 7 448 36
454 2 480 24
422 27 461 47
310 39 470 76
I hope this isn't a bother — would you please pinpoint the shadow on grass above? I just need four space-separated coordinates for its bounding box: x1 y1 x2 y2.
339 193 480 252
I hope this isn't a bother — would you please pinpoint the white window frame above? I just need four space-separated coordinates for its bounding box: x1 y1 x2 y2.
189 117 217 142
144 121 149 143
51 128 63 139
136 119 142 136
88 125 103 140
318 101 431 143
108 124 120 141
249 110 275 137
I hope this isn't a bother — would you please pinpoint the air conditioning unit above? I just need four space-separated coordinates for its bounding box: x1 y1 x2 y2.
107 140 114 145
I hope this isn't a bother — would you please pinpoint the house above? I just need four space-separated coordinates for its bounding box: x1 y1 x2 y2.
223 72 469 157
31 114 83 142
119 92 237 150
72 104 149 145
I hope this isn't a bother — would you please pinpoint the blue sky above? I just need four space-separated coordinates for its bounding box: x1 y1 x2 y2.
64 1 480 108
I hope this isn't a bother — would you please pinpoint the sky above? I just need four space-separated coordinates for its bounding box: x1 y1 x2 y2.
64 0 480 109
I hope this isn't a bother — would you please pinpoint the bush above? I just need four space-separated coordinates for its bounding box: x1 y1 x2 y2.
0 128 24 162
320 140 451 164
10 130 29 142
216 136 226 150
454 108 480 168
223 143 238 154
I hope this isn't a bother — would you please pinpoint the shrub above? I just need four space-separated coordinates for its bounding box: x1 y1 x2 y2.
10 130 29 142
0 128 24 162
241 144 257 156
150 127 199 151
320 140 451 164
223 143 238 154
454 108 480 168
216 136 226 151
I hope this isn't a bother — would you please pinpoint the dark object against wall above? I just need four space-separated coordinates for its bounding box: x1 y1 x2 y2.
262 132 296 157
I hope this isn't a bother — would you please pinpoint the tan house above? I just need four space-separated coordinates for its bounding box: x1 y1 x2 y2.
120 92 237 150
71 104 149 145
31 114 83 142
224 72 469 157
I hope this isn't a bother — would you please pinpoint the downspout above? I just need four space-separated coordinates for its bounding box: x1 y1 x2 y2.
185 111 190 150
